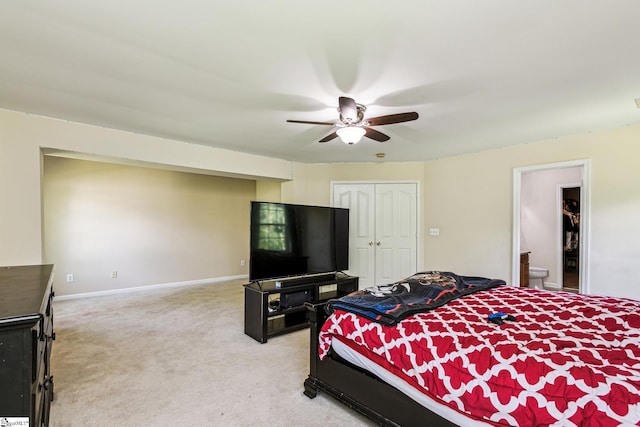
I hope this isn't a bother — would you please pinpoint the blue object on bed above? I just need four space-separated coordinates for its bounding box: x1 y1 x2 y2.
326 271 505 325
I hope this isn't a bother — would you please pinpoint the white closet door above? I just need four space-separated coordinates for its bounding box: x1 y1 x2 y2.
332 184 376 287
375 183 417 284
333 182 417 288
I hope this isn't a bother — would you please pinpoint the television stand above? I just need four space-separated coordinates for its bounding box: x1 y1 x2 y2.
244 272 358 343
275 273 336 288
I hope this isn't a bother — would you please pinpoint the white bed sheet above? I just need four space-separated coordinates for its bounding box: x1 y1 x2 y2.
331 338 492 427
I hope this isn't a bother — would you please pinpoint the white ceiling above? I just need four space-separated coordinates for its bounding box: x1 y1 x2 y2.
2 1 640 163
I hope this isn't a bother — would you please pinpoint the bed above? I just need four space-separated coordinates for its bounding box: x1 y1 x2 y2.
304 271 640 426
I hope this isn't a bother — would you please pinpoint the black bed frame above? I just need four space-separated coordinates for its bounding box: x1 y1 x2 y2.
304 302 458 427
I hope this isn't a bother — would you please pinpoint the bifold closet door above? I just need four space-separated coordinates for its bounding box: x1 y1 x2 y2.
332 183 417 288
374 183 417 286
333 184 376 287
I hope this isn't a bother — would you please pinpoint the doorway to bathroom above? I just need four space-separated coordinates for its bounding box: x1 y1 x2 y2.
512 160 590 293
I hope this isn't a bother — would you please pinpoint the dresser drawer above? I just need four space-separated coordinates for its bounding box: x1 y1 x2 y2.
31 337 53 427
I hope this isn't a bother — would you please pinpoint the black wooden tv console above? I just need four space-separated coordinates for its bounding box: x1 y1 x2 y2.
244 272 358 343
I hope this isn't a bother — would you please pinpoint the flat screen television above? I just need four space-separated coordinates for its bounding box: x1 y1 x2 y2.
249 201 349 282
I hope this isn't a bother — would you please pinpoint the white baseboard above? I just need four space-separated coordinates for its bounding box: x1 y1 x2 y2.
54 274 248 301
543 281 560 289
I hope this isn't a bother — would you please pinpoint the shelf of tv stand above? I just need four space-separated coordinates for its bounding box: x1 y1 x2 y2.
268 304 306 317
243 272 358 343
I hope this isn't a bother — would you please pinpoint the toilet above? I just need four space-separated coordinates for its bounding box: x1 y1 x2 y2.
529 266 549 290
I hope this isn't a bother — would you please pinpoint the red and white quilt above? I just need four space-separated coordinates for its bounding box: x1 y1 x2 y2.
319 286 640 426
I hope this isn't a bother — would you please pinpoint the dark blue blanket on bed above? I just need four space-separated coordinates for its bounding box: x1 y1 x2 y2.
326 271 505 325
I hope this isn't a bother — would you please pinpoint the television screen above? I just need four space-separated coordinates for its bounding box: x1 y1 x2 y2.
249 201 349 282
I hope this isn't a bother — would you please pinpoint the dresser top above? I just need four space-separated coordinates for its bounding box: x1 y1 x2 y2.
0 264 54 322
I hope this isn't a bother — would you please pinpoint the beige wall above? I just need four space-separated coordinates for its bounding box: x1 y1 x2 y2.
419 126 640 299
284 126 640 300
420 152 514 279
0 108 290 267
282 161 425 206
283 157 516 281
43 157 255 296
255 180 282 202
3 108 640 300
0 117 44 265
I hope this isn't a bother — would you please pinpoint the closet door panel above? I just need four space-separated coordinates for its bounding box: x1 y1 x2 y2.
355 247 373 286
377 188 395 238
399 247 412 276
375 183 417 284
396 188 413 237
378 247 394 283
333 184 376 287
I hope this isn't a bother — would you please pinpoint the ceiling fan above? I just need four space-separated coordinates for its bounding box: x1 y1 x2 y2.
287 96 419 144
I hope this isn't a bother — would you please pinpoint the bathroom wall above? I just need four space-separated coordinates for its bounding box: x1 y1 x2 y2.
520 166 582 286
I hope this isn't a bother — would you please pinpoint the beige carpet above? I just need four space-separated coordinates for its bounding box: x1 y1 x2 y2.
50 279 374 426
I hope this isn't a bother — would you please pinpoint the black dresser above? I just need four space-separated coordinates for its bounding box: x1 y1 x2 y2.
0 264 55 427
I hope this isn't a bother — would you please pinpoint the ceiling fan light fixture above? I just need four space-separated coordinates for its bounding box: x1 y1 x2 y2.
337 126 366 144
287 96 418 144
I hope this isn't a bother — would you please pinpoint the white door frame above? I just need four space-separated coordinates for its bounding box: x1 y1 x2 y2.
512 160 590 293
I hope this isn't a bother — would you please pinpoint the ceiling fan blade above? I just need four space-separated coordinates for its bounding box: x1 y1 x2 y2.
338 96 358 123
319 132 338 143
364 127 390 142
366 112 419 126
287 119 335 126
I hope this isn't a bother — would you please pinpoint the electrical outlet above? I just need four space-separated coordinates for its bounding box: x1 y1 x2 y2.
66 273 74 283
111 271 118 279
429 228 440 236
240 259 246 267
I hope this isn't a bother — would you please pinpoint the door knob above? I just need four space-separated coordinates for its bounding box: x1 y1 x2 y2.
376 242 381 246
368 241 373 246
